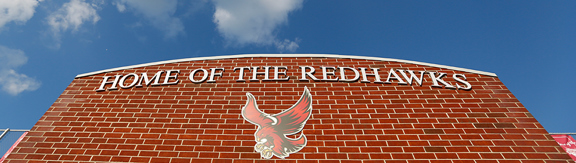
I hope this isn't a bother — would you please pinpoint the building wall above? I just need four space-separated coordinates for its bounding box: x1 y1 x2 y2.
4 56 573 162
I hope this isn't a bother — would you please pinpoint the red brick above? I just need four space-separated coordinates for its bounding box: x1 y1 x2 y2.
6 57 571 163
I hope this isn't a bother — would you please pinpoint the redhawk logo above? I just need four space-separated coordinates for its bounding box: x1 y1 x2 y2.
241 87 313 159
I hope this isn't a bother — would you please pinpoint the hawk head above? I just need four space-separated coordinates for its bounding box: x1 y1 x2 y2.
241 87 313 159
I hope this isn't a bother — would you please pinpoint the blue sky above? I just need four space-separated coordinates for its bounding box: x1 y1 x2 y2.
0 0 574 133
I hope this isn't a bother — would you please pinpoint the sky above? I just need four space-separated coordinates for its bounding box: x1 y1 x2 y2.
0 0 574 133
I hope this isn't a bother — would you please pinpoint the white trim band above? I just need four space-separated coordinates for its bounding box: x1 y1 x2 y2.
0 129 29 132
75 54 497 78
549 133 576 135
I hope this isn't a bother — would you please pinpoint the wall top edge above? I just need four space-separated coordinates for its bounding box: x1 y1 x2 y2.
75 54 497 78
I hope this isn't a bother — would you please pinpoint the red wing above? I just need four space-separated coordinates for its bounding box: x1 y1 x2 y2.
242 93 274 126
272 87 313 135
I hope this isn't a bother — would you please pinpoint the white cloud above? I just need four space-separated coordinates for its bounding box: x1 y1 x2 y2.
47 0 100 33
275 38 300 52
114 1 126 12
0 0 41 29
0 46 40 96
114 0 184 39
46 0 100 48
212 0 303 52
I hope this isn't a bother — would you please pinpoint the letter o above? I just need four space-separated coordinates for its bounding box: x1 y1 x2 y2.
119 73 139 89
189 68 209 83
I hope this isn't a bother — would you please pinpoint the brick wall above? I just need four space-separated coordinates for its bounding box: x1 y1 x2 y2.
4 57 573 162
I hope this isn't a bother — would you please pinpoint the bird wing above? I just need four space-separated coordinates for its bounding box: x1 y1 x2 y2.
242 93 274 126
272 134 307 158
272 87 313 135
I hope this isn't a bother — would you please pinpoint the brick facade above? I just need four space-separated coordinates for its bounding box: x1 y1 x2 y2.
4 55 573 162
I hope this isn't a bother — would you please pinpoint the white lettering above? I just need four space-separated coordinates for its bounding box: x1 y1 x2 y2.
93 66 475 91
96 75 121 91
251 66 271 81
208 68 224 83
359 68 382 83
397 70 425 86
299 66 319 81
453 74 472 90
163 70 180 85
339 67 359 82
321 66 339 81
272 66 289 81
429 72 455 89
137 71 163 87
119 73 139 89
189 68 209 83
384 69 407 85
233 67 251 82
